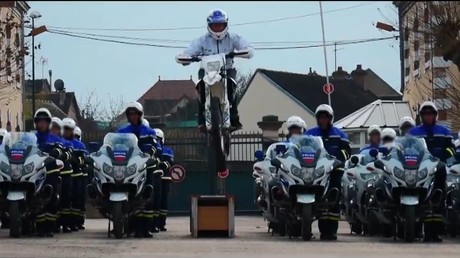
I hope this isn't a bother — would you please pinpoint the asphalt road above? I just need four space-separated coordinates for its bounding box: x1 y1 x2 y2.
0 217 460 258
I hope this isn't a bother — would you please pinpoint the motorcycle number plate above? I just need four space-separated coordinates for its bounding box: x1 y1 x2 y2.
7 191 25 201
297 194 315 204
109 192 128 202
400 195 418 206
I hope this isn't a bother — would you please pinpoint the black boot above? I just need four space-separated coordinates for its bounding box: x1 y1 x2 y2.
151 216 160 233
134 217 144 238
159 215 167 232
36 222 45 237
45 221 54 238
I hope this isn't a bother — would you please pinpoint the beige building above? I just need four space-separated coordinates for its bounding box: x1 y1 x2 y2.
0 1 30 131
395 1 460 131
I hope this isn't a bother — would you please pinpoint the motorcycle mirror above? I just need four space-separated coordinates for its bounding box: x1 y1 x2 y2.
350 155 359 165
88 142 100 153
141 144 153 154
374 160 385 171
84 156 94 166
270 158 282 168
450 168 459 175
254 150 265 161
275 144 286 154
369 148 379 158
366 166 376 172
346 171 355 179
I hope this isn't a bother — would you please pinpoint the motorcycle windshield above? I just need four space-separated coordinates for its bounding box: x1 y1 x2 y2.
265 142 291 160
2 133 37 160
359 149 376 165
393 136 429 167
285 135 324 166
103 133 140 152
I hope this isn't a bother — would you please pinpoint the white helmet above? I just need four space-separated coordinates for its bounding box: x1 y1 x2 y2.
34 108 52 122
154 128 165 144
367 125 382 139
124 101 144 119
286 115 306 133
207 9 229 41
399 116 415 129
382 128 397 140
74 126 82 138
315 104 334 123
51 117 62 128
419 101 438 120
62 118 76 130
0 128 8 137
142 118 150 127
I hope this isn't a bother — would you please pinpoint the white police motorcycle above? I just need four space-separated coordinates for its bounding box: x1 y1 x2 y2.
342 150 380 235
176 51 249 175
447 159 460 237
0 132 60 238
270 135 341 240
85 133 156 239
371 136 442 242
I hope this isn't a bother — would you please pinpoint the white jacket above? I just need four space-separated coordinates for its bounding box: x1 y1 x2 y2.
183 32 254 69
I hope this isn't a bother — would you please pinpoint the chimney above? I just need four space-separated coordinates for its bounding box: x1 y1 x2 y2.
158 75 161 81
59 92 66 106
190 75 192 80
332 66 349 81
351 64 368 90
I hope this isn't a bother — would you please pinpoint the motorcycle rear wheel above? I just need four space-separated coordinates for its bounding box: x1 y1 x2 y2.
112 202 124 239
301 204 313 241
9 201 21 238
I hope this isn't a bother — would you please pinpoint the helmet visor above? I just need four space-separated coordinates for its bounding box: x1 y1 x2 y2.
209 22 227 33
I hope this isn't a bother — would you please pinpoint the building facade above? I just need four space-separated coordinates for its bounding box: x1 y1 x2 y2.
395 1 460 131
0 1 30 131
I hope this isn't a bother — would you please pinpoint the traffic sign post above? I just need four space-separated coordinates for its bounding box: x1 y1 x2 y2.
170 165 186 183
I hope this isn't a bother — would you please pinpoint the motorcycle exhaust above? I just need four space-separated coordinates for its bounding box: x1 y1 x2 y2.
326 187 340 206
40 184 53 199
430 189 443 206
142 184 154 200
375 188 386 203
86 184 98 199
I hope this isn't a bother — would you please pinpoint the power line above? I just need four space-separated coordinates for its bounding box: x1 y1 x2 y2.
46 29 395 50
44 3 375 32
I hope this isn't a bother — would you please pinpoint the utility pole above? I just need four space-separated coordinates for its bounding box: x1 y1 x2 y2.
319 1 331 107
31 17 36 116
333 42 344 71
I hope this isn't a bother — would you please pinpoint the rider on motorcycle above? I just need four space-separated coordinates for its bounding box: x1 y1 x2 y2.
381 128 397 155
177 9 254 132
117 101 162 238
0 128 8 145
154 128 174 232
285 115 307 141
399 116 416 136
74 127 82 141
360 125 381 153
62 118 88 232
50 117 63 136
305 104 349 240
34 108 72 237
408 101 454 242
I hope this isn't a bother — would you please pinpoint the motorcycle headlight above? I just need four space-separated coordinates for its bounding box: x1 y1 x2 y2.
0 161 10 173
417 168 428 179
113 166 125 181
127 163 137 175
103 162 113 174
314 166 325 177
23 162 35 174
290 164 302 177
393 167 404 179
207 61 220 72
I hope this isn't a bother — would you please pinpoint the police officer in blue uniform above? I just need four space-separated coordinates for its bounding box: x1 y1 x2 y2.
305 104 350 240
408 101 454 242
154 128 174 232
73 126 89 229
399 116 416 137
285 116 307 141
34 108 72 237
117 102 161 238
62 118 88 232
360 125 381 154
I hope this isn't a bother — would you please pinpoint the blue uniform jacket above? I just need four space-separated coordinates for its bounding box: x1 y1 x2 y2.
35 131 72 174
116 123 161 156
408 124 455 162
305 126 351 162
160 146 174 180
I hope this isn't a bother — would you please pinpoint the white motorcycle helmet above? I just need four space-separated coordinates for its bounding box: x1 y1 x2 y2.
382 128 397 141
419 101 438 120
367 125 382 140
286 115 306 134
315 104 334 123
51 117 62 128
62 118 76 130
399 116 415 129
34 108 52 123
0 128 8 143
154 128 165 145
124 101 144 122
207 9 229 41
142 118 150 127
74 126 82 139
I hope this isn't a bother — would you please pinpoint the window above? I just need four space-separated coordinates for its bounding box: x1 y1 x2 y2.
404 48 410 59
424 6 429 23
404 27 409 41
348 132 361 146
433 68 447 78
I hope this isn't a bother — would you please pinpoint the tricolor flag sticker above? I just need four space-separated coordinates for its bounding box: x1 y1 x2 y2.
404 155 418 166
11 149 24 161
302 152 316 164
113 151 127 162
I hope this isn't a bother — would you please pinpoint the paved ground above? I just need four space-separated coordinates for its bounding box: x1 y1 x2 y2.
0 217 460 258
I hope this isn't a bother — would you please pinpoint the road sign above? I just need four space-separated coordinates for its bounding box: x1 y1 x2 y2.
323 83 334 95
170 165 186 183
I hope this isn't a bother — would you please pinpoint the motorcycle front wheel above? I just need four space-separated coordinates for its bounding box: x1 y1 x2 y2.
9 201 21 238
210 97 227 172
301 204 313 241
403 205 415 243
111 202 124 239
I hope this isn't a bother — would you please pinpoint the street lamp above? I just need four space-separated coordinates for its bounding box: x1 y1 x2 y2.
28 11 46 116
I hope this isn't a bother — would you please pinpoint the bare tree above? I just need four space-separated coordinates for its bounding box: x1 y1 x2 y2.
105 95 126 130
235 70 254 104
79 88 105 120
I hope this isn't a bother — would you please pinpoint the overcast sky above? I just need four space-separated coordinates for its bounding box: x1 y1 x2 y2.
27 1 400 108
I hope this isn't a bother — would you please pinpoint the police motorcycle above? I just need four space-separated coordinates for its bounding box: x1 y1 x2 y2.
342 149 381 235
176 51 249 173
0 133 62 238
269 135 341 241
369 136 442 242
85 133 156 239
253 142 291 236
446 157 460 237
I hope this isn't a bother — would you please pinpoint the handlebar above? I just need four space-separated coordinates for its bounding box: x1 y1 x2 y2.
176 51 250 64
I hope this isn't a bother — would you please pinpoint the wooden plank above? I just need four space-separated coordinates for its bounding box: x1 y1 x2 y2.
197 206 229 231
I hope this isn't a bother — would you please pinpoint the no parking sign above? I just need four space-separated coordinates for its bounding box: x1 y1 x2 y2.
170 165 186 183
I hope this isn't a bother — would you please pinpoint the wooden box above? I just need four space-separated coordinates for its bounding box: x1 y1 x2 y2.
190 195 235 238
